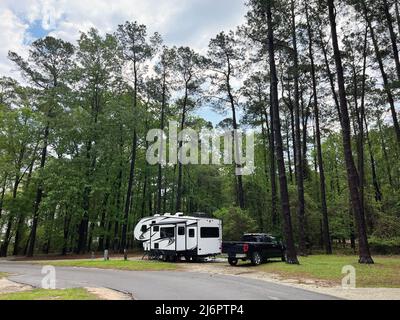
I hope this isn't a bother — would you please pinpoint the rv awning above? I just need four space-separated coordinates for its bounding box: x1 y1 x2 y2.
152 219 193 226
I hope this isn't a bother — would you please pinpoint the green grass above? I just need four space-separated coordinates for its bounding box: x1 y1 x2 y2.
35 259 178 271
250 255 400 288
0 288 98 300
0 272 8 279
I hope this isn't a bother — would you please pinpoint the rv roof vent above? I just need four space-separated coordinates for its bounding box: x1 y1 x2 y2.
175 212 184 216
164 213 172 216
154 214 161 217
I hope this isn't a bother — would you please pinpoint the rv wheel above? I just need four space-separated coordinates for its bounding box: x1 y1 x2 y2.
228 258 238 266
185 256 191 262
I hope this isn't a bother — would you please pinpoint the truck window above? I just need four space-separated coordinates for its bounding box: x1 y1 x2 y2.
241 235 259 242
200 227 219 238
160 227 175 238
141 225 147 233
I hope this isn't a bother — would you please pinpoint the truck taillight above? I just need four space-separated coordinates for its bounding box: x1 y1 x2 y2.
243 244 249 253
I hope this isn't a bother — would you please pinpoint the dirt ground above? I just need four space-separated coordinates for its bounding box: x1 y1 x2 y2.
0 277 33 294
85 287 132 300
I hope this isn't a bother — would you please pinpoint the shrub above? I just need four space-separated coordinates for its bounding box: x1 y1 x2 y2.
368 236 400 255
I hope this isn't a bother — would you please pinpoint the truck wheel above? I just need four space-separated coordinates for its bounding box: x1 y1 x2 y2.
228 258 238 266
251 252 262 266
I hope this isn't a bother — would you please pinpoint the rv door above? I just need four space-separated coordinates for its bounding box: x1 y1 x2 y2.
176 223 186 252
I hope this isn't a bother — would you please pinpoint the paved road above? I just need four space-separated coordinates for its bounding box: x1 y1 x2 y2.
0 262 337 300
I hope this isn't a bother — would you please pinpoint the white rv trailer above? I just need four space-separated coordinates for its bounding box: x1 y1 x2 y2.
134 213 222 261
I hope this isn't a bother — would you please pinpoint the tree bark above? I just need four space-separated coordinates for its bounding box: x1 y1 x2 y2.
157 72 167 215
27 123 50 257
363 1 400 144
382 0 400 80
290 0 306 255
264 0 298 264
176 86 189 213
226 59 245 209
328 0 373 264
122 63 139 250
305 3 332 254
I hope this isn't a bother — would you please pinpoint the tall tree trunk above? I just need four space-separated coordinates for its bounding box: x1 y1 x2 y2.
364 118 383 202
77 88 100 254
396 1 400 35
121 130 137 250
263 107 278 227
0 177 6 221
306 3 332 254
291 0 306 255
382 0 400 80
328 0 373 264
13 161 35 256
317 27 342 124
227 58 245 209
98 192 110 252
362 1 400 144
27 123 50 257
176 86 189 213
62 207 71 256
157 73 167 215
264 0 298 264
377 117 394 188
122 66 139 250
285 115 294 183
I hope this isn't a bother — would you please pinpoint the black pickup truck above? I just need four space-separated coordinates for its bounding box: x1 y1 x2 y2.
222 233 286 266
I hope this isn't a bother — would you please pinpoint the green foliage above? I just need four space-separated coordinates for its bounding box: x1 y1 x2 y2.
368 237 400 255
35 259 178 271
0 288 98 301
213 207 258 240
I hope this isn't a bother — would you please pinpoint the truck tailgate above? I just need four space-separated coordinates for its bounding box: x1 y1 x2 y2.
222 241 246 254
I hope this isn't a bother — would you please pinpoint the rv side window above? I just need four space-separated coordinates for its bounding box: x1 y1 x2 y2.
160 227 175 238
153 226 160 232
141 225 147 232
189 229 195 238
200 227 219 238
178 226 185 235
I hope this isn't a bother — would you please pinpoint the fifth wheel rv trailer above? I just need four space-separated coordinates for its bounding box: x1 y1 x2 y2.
134 213 222 261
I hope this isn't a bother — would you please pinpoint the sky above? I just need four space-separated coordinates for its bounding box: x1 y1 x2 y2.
0 0 248 125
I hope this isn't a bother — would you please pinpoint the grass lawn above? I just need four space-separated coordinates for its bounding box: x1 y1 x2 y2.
252 255 400 288
0 288 98 300
0 272 8 279
35 259 178 271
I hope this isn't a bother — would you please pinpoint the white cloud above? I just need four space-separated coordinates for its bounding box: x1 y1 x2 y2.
0 9 29 80
0 0 246 81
